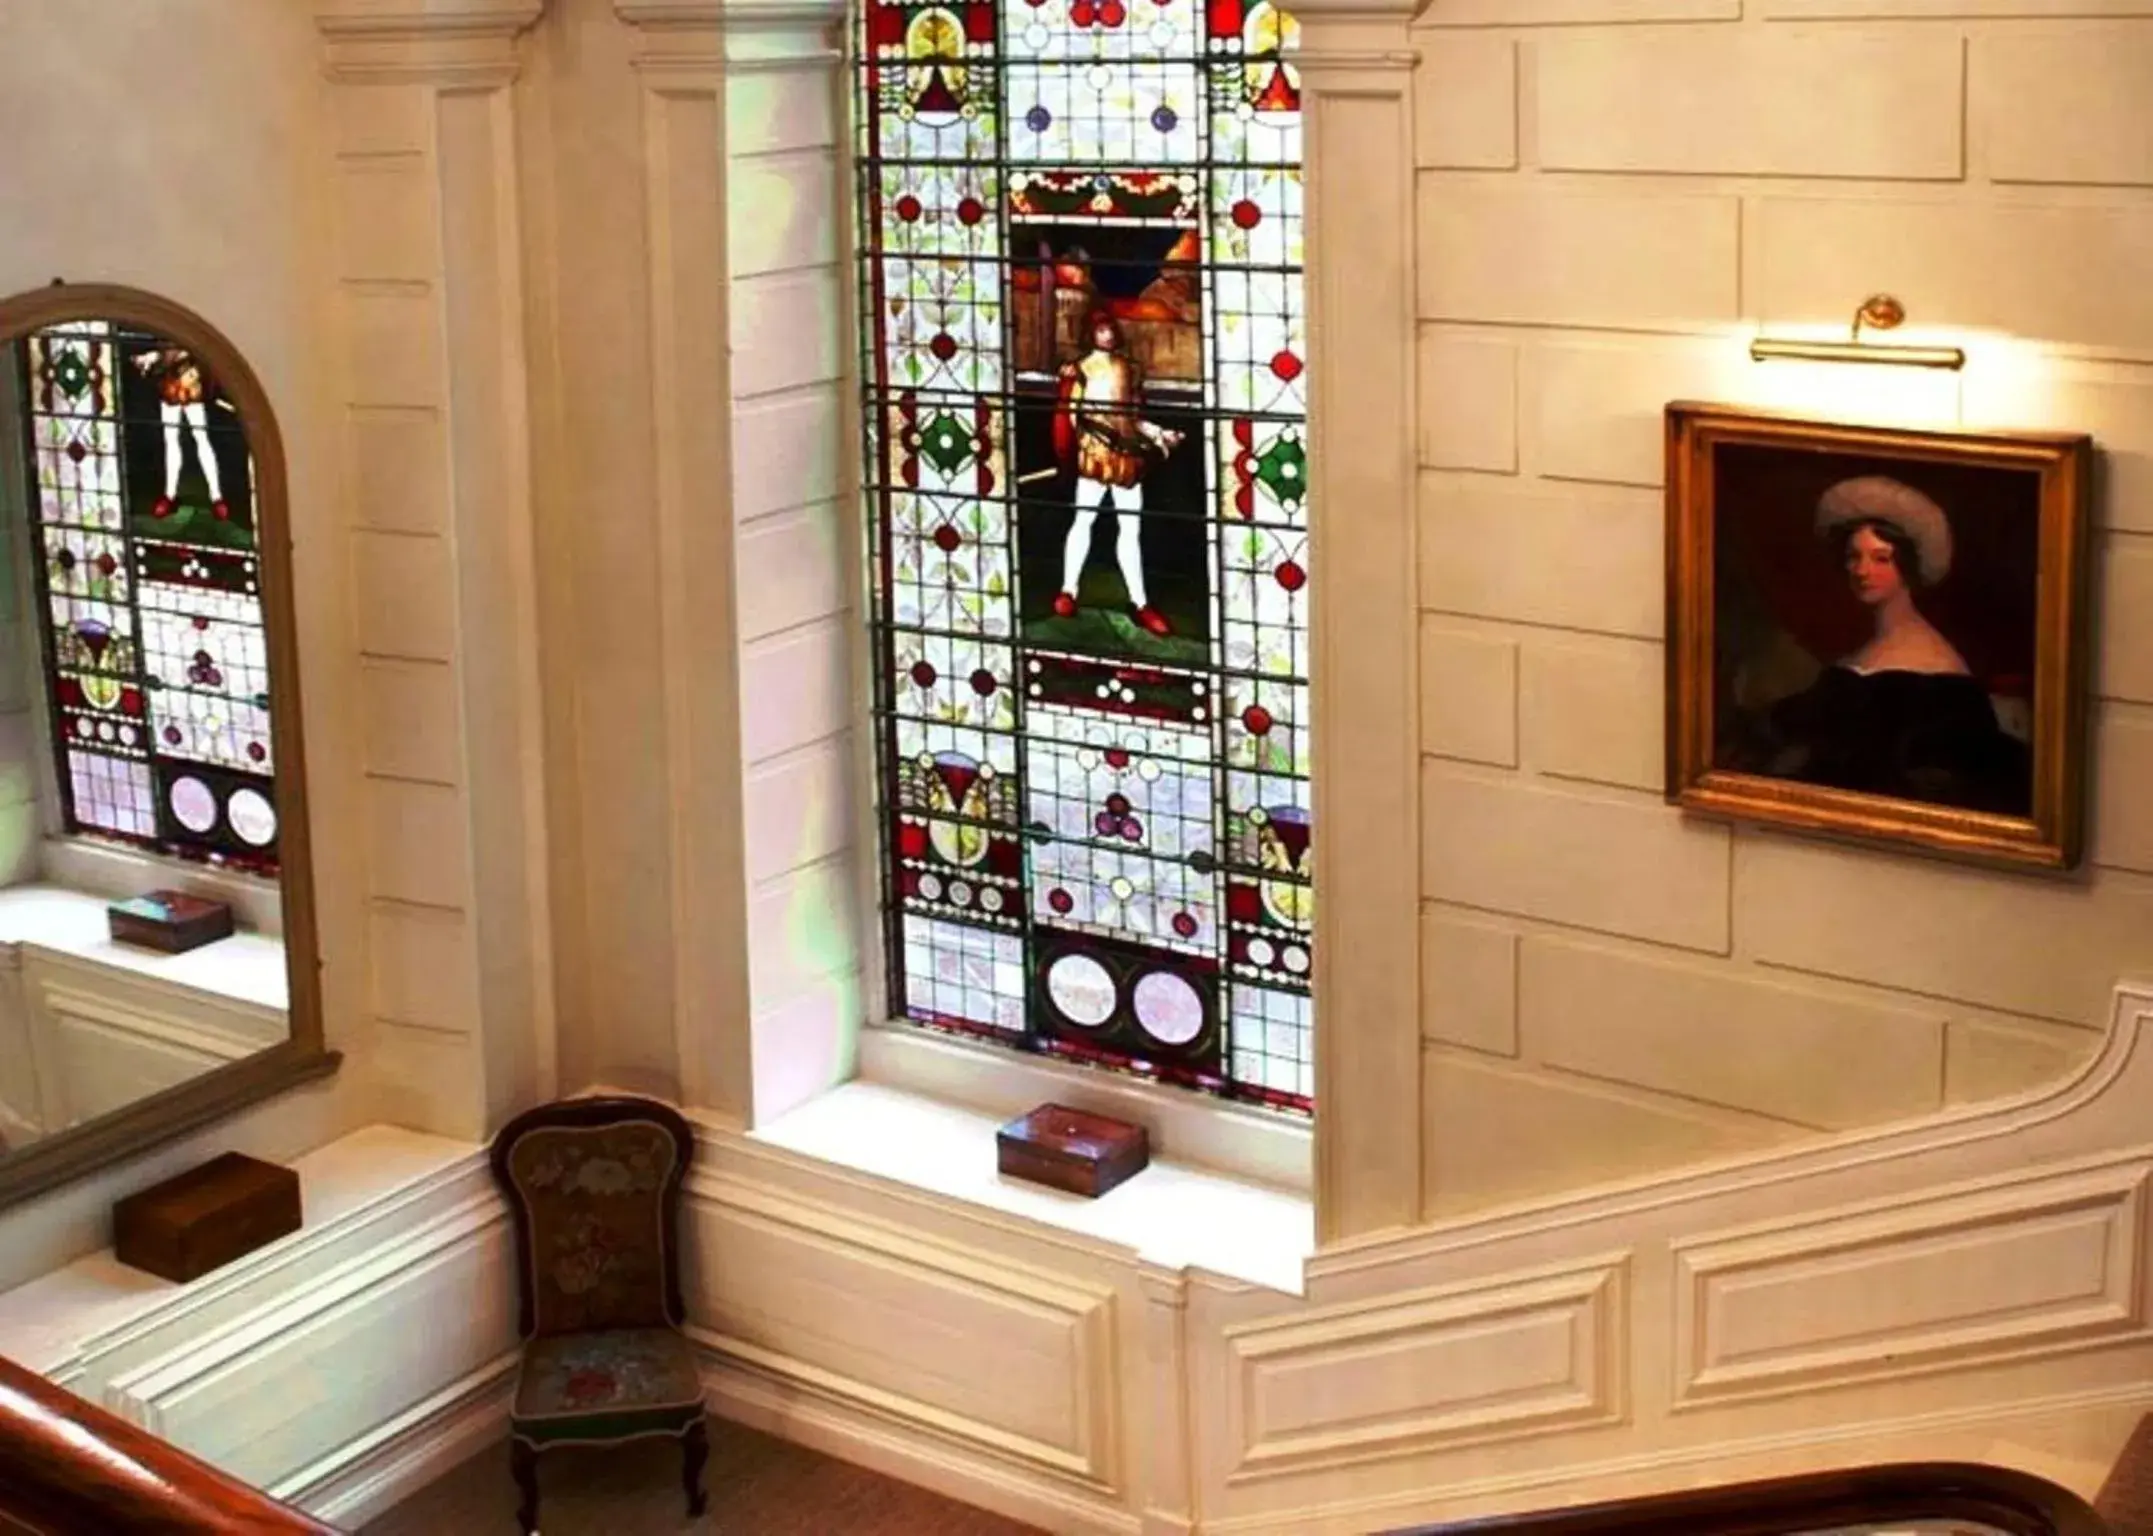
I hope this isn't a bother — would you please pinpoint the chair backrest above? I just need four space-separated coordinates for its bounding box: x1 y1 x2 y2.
488 1096 695 1338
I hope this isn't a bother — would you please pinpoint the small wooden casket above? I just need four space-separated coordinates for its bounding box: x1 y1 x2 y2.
107 890 235 955
996 1103 1149 1199
113 1152 303 1283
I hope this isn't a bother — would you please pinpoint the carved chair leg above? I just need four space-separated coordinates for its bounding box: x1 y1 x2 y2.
683 1416 710 1517
510 1437 539 1534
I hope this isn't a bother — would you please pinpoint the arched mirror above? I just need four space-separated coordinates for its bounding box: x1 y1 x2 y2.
0 284 333 1210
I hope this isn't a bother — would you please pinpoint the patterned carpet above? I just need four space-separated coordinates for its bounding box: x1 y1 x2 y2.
360 1418 1047 1536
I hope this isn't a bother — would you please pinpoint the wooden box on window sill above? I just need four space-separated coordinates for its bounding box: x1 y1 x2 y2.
107 890 234 954
996 1104 1149 1199
113 1152 302 1283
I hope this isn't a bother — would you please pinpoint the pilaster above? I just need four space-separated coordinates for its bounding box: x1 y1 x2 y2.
1293 0 1425 1244
316 0 555 1139
1136 1262 1197 1535
615 0 856 1130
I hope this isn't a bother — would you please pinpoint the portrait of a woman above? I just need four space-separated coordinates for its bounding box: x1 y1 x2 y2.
1669 403 2090 869
1715 472 2033 817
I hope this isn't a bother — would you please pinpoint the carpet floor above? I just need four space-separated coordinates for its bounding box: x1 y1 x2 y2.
359 1417 1049 1536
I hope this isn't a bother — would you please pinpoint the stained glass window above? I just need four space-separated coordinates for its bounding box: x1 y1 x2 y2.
856 0 1311 1110
14 321 281 875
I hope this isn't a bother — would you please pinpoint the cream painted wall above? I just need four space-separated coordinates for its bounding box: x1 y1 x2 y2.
532 0 862 1126
0 0 373 1283
528 0 686 1104
1411 1 2153 1214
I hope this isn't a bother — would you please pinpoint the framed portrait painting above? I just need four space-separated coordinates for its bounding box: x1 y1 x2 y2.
1665 402 2093 870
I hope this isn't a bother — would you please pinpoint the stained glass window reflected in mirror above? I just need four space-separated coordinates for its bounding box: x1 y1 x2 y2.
857 0 1311 1110
15 321 280 875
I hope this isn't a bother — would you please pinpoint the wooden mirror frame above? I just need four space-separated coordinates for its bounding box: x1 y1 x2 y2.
0 282 337 1211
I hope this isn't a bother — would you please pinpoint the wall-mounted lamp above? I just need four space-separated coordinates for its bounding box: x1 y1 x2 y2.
1750 293 1966 372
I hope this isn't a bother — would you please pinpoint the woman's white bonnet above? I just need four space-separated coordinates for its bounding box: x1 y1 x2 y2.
1815 475 1952 586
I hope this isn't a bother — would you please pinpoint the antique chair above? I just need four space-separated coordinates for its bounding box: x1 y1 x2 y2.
489 1095 707 1534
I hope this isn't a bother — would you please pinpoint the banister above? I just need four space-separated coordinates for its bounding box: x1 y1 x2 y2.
0 1354 342 1535
1382 1461 2108 1536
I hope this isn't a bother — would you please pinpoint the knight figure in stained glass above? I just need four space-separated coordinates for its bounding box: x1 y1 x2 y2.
1049 309 1184 637
130 344 231 520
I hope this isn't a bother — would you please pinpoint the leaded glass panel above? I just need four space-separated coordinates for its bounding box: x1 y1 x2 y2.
858 0 1311 1110
16 322 281 874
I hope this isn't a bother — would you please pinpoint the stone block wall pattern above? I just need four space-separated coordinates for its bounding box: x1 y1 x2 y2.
1410 0 2153 1215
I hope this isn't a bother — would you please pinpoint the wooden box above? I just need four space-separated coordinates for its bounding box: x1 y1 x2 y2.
113 1152 302 1283
108 890 235 954
996 1103 1149 1199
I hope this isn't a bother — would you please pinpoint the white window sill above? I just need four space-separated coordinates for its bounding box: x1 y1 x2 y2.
40 835 284 940
0 1126 472 1375
750 1076 1316 1296
0 882 287 1013
857 1018 1313 1194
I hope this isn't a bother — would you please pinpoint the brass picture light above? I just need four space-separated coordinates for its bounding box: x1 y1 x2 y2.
1750 293 1967 371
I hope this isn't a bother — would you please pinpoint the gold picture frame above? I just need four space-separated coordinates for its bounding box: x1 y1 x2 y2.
1665 401 2093 871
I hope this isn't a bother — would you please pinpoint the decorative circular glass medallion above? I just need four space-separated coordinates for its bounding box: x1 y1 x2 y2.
947 879 973 908
918 872 945 902
980 886 1005 914
1132 970 1204 1046
1281 944 1311 976
1045 952 1117 1029
227 786 278 847
170 775 218 834
1245 936 1277 968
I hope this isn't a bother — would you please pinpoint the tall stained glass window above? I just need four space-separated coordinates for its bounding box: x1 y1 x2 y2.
856 0 1311 1109
15 322 281 875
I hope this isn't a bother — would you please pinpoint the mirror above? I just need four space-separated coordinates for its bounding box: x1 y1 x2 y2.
0 285 332 1210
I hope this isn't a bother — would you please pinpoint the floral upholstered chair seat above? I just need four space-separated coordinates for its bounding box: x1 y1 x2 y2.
513 1327 703 1444
490 1097 707 1534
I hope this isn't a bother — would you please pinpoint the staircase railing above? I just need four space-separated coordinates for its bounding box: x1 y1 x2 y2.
0 1353 342 1535
1383 1461 2108 1536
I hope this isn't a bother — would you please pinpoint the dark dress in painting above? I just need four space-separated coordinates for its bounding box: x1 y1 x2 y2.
1731 665 2031 816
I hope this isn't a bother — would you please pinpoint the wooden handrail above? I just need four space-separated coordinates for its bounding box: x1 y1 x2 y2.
0 1354 342 1535
1382 1461 2108 1536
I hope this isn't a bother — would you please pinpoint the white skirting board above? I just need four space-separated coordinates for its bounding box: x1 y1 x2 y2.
696 1336 1147 1536
278 1354 519 1531
7 985 2152 1535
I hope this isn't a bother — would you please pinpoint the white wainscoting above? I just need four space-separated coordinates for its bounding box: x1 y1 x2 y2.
0 887 289 1146
1671 1159 2152 1408
1220 1255 1630 1482
675 982 2153 1536
0 1124 516 1534
7 986 2152 1535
